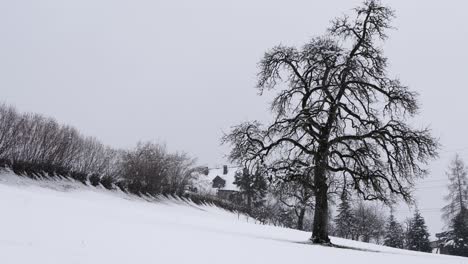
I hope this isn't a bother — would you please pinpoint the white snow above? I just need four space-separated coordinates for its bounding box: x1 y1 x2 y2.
0 171 466 264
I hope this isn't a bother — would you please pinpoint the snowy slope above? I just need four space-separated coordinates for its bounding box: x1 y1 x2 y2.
0 171 466 264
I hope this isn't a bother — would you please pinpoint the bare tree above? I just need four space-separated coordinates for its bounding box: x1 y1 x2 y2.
0 103 203 197
223 0 438 244
0 103 120 180
0 104 23 159
119 142 199 195
164 152 200 195
274 180 314 230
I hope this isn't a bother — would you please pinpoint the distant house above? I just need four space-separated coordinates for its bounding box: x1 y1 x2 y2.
431 231 452 255
193 165 243 203
430 240 450 255
212 176 226 189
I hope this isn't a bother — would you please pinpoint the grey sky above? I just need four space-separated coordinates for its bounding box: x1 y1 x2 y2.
1 0 467 236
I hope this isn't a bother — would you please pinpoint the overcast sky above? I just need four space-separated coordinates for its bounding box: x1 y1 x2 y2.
1 0 467 236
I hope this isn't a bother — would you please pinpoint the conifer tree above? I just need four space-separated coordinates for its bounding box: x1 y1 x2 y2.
442 154 468 221
440 155 468 256
406 211 431 252
334 186 355 239
446 209 468 257
384 214 404 249
234 166 268 212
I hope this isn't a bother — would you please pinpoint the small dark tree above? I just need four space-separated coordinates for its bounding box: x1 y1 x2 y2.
446 209 468 257
234 167 268 212
384 214 405 249
223 0 438 244
334 185 355 239
406 211 431 252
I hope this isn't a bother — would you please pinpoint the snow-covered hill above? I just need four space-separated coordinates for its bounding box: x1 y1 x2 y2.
0 171 465 264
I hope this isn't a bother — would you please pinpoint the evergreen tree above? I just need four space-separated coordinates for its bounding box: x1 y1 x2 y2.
442 154 468 222
234 166 268 211
446 209 468 257
440 155 468 257
384 214 405 249
406 211 431 252
334 187 354 239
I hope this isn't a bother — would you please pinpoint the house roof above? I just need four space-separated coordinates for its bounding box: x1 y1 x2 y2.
193 166 241 195
206 166 239 191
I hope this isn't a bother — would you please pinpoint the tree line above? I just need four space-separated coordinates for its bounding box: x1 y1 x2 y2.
0 103 225 207
230 163 436 254
0 103 322 231
0 103 118 176
334 187 432 252
228 143 467 257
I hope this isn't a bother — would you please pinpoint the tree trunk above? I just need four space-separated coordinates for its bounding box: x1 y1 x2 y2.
297 207 306 231
311 153 330 244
